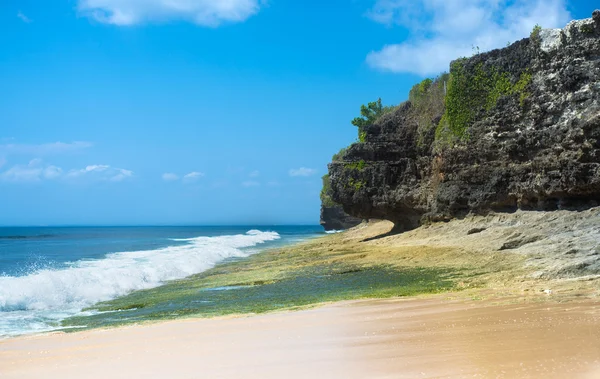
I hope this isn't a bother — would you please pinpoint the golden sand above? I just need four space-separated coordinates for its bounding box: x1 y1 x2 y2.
1 295 599 378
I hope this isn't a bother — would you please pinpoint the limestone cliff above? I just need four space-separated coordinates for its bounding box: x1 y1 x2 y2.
320 174 362 230
329 12 600 231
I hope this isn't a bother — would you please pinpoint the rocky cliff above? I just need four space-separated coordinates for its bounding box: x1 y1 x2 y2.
328 12 600 231
320 173 362 230
320 205 362 231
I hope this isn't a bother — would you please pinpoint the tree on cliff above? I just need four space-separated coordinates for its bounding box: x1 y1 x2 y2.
351 98 384 129
351 98 396 142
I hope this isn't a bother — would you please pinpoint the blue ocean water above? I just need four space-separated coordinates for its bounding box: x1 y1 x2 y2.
0 226 323 338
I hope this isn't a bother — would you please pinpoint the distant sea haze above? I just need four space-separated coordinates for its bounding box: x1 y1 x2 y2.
0 226 323 338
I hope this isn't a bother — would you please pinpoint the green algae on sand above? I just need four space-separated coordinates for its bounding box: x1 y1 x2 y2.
61 229 471 330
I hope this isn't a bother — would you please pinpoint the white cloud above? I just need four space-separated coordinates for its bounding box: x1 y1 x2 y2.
110 168 133 182
248 170 260 178
67 165 110 177
77 0 262 26
66 164 133 182
2 166 43 182
0 141 92 156
162 173 180 181
17 11 32 23
289 167 317 177
1 160 62 182
366 0 571 75
183 171 205 182
242 180 260 187
1 160 132 183
28 158 43 167
43 165 63 179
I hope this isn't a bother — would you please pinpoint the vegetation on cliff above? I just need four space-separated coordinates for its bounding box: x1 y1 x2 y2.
351 98 397 142
321 147 353 208
436 60 532 142
320 174 336 207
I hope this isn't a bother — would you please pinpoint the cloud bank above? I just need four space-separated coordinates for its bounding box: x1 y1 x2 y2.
0 160 133 183
67 165 133 181
289 167 317 177
77 0 262 26
183 171 205 182
366 0 571 75
0 160 62 182
162 173 180 181
162 171 205 183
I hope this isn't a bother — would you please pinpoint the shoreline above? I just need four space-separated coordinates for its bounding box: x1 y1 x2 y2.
10 209 600 336
57 221 465 332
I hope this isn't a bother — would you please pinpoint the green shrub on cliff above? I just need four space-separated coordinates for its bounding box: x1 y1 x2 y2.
332 147 347 161
530 24 542 42
351 98 397 142
320 174 337 207
408 78 434 104
437 60 532 141
321 148 352 207
409 74 449 146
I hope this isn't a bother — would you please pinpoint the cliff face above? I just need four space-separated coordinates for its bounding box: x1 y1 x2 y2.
329 13 600 231
320 205 362 231
320 173 362 230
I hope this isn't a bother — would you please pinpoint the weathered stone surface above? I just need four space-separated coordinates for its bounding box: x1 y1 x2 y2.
320 205 362 231
329 13 600 231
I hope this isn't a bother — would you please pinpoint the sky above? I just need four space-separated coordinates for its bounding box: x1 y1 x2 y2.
0 0 595 226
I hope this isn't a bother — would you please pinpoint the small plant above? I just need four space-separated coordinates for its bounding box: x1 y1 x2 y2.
345 160 366 171
530 24 542 42
351 98 396 142
409 78 434 105
348 178 365 190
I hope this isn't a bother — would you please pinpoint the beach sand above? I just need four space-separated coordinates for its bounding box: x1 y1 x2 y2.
2 295 600 379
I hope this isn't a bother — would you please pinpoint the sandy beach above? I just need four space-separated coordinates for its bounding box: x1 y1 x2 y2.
2 295 600 379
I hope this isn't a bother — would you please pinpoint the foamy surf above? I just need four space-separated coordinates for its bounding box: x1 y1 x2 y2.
0 230 280 337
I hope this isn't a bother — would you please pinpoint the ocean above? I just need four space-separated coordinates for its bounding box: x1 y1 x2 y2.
0 225 323 338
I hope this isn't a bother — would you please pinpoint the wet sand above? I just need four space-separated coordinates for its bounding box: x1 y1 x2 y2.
1 296 600 379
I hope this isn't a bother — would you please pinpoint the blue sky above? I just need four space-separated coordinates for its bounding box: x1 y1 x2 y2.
0 0 594 226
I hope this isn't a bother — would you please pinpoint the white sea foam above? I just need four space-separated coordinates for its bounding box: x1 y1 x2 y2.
0 230 280 336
